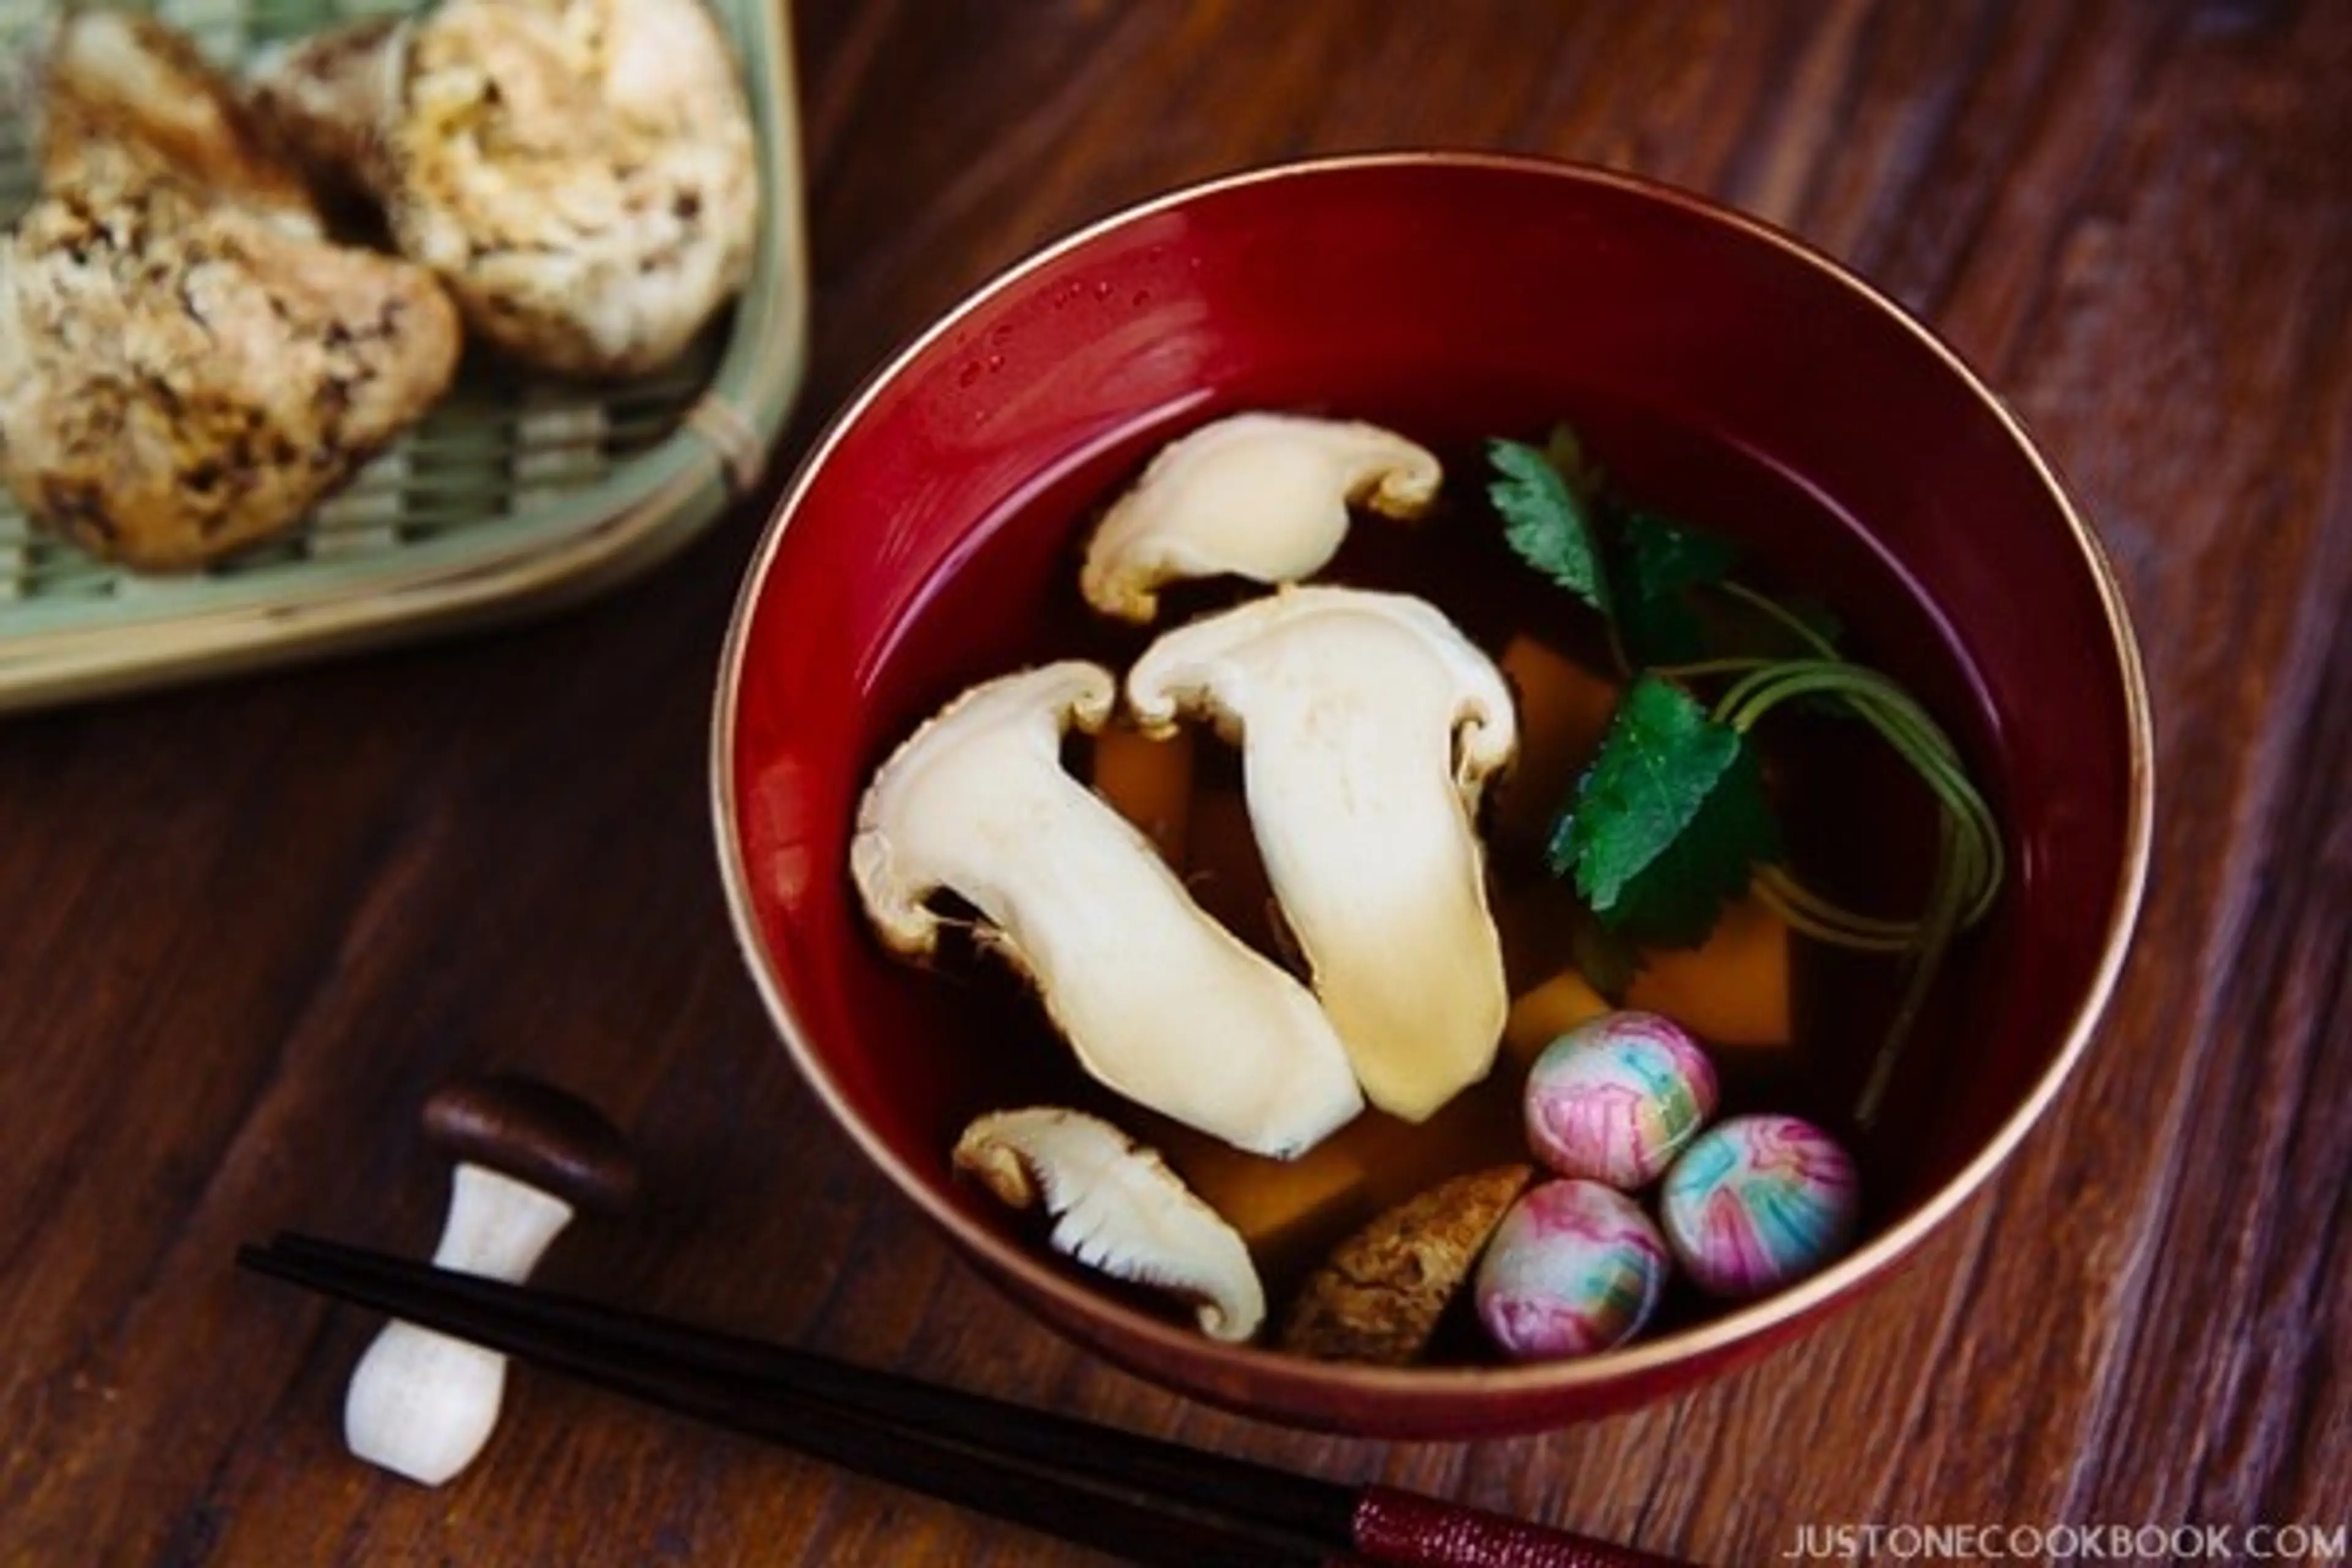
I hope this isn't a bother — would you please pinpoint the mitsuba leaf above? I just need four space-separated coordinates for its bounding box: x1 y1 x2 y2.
1547 674 1781 948
1612 509 1740 665
1488 437 1611 616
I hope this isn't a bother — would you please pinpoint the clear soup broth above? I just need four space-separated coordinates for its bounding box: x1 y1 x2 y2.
858 394 2007 1359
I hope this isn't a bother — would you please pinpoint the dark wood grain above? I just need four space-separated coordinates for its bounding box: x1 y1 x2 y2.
2 2 2346 1564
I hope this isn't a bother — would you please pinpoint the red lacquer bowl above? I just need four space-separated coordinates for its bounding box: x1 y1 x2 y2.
711 154 2153 1436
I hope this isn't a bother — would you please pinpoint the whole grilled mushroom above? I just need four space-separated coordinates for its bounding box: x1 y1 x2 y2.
0 15 460 570
251 0 760 378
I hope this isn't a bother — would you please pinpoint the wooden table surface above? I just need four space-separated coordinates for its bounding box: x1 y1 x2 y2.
6 2 2347 1564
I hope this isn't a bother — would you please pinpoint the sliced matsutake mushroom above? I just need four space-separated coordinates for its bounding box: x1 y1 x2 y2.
850 662 1364 1159
1127 586 1518 1123
954 1107 1265 1342
247 0 761 377
1079 412 1442 623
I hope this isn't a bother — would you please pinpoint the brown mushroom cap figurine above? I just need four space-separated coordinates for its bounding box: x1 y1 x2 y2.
421 1074 641 1216
342 1075 639 1485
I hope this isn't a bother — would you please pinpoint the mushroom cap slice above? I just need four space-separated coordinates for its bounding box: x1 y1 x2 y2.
1128 587 1518 1122
250 0 761 377
1079 413 1442 623
955 1107 1266 1342
850 662 1364 1159
0 178 460 570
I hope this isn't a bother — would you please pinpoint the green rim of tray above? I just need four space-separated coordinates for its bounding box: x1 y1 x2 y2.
0 0 809 710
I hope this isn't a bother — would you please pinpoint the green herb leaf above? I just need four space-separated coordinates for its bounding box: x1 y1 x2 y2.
1488 437 1611 616
1613 509 1740 665
1548 674 1781 948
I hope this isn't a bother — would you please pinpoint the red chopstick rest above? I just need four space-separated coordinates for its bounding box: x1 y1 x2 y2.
1349 1484 1686 1567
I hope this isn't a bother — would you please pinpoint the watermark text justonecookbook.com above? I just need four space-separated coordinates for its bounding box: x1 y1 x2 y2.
1781 1521 2349 1561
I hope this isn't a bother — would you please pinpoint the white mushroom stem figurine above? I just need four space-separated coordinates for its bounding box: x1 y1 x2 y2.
247 0 760 377
1079 413 1443 623
344 1076 638 1486
850 661 1364 1159
1128 586 1519 1123
954 1107 1265 1343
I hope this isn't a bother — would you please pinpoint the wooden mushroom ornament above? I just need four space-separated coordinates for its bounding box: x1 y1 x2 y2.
343 1075 638 1485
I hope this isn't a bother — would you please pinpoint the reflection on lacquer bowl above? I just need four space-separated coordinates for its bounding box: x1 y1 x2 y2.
710 153 2153 1437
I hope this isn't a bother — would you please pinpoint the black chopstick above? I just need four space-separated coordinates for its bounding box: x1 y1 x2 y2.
252 1234 1342 1562
247 1240 1296 1567
240 1234 1689 1568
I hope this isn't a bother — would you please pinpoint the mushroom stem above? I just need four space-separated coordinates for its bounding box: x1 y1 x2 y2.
1128 587 1518 1122
851 662 1365 1158
342 1166 574 1486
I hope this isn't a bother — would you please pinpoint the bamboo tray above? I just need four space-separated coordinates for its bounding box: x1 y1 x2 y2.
0 0 809 712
